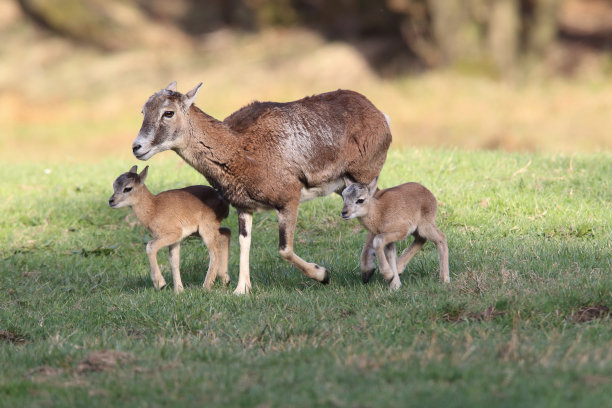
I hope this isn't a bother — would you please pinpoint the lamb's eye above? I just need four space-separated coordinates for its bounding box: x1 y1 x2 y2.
163 111 174 118
123 187 132 193
356 198 365 204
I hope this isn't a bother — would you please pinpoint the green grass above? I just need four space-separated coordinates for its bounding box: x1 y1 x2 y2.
1 148 611 407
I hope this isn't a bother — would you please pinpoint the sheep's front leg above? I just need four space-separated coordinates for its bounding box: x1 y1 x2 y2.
168 243 184 294
372 232 405 291
233 211 253 295
384 242 398 275
361 232 376 283
146 239 170 290
276 202 330 284
146 233 181 291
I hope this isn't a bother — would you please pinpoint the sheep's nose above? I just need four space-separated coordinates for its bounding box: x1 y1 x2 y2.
341 210 348 218
132 144 141 153
108 198 114 206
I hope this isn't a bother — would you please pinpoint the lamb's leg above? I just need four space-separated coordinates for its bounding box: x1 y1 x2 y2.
419 223 450 283
372 232 405 291
145 234 180 290
168 243 184 294
361 232 376 283
384 242 400 290
233 211 253 295
201 229 221 291
396 236 426 275
217 227 232 287
276 202 330 284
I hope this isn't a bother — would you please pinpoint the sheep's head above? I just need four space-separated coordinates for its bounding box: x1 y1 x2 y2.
132 81 202 160
108 165 148 208
340 176 378 220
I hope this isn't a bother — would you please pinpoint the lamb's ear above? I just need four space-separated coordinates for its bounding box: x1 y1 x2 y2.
367 176 378 196
129 165 138 174
165 81 177 92
138 165 149 184
183 82 202 110
343 176 354 187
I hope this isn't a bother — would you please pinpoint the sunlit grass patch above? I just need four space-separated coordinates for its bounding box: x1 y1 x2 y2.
0 148 611 407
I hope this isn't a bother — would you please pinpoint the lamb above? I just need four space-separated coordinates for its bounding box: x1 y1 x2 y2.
131 82 392 294
341 177 449 290
108 165 231 294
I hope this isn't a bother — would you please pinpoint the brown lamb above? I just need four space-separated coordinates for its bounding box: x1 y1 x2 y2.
341 177 449 290
109 165 231 293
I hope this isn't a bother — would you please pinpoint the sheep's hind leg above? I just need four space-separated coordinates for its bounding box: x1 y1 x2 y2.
419 223 450 283
277 202 330 284
396 235 426 275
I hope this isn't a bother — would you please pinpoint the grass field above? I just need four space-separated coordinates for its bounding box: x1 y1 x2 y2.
1 148 611 407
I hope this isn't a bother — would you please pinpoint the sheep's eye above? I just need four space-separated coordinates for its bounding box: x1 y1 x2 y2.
163 111 174 118
356 198 365 204
123 187 132 193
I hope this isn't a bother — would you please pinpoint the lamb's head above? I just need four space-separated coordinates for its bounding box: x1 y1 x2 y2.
109 165 148 208
341 176 378 220
132 81 202 160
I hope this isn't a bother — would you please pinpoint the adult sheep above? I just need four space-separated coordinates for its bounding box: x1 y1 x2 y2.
132 82 392 294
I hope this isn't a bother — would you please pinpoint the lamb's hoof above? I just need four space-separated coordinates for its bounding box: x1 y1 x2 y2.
321 268 330 285
388 279 401 292
233 282 251 295
362 269 375 284
174 286 184 295
313 265 330 284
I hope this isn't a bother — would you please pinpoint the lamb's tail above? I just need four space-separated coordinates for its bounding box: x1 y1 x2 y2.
383 112 391 127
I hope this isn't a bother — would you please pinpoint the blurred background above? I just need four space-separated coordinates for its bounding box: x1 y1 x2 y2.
1 0 611 162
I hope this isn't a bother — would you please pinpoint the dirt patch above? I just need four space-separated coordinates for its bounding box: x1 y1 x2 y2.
76 350 134 373
583 374 611 388
0 330 27 344
572 305 610 323
468 306 506 322
26 365 62 378
443 305 506 323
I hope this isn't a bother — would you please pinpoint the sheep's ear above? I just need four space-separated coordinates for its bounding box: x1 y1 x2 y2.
165 81 177 92
183 82 202 109
138 165 149 184
343 176 354 187
129 165 138 174
367 176 378 196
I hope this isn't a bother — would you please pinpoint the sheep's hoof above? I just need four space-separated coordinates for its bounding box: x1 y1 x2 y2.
233 283 251 295
388 279 401 292
313 265 330 284
362 269 375 284
321 268 330 285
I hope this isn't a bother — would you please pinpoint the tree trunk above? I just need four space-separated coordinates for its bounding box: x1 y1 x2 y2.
488 0 520 74
427 0 482 64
